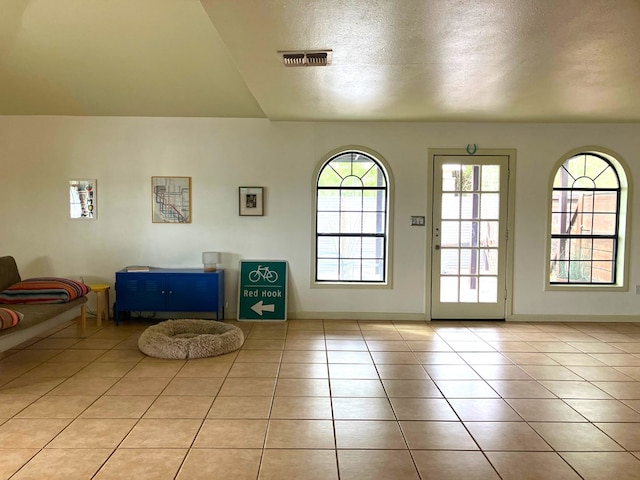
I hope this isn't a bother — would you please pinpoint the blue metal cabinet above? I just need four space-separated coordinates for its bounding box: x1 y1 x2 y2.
114 268 224 324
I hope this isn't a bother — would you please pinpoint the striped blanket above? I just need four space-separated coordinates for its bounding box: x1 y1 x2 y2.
0 277 90 304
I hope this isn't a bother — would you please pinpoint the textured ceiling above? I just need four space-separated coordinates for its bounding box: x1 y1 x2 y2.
1 0 639 122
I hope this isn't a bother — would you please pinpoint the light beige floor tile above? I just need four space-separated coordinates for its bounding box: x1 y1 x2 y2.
590 354 640 367
375 364 430 379
567 342 626 354
94 448 187 480
338 449 420 480
174 360 233 378
531 422 625 451
144 395 214 418
327 351 373 364
413 352 465 364
106 376 171 395
124 359 185 378
281 350 327 363
424 364 482 380
275 378 330 396
448 398 521 421
0 449 39 479
177 448 262 480
270 396 332 419
194 419 268 448
208 396 273 419
95 349 146 362
370 351 419 365
218 377 276 396
459 352 513 364
471 364 533 380
335 420 406 449
11 448 112 480
51 349 107 363
381 379 442 397
48 418 136 448
0 418 71 447
390 398 458 421
506 398 587 422
503 352 559 365
74 361 138 377
328 364 379 379
325 340 367 351
546 353 607 366
265 419 334 448
540 381 613 399
520 365 585 381
564 399 640 422
400 421 478 450
566 366 635 382
412 450 500 479
333 397 395 420
487 451 582 479
405 340 452 352
465 421 552 451
162 376 224 396
277 363 328 378
235 349 284 363
284 339 327 350
528 342 582 353
612 367 640 381
487 380 556 398
435 380 499 398
49 376 119 396
80 395 155 418
242 339 285 350
0 394 39 417
560 452 640 480
329 379 386 397
259 449 338 480
121 418 202 448
365 340 410 351
20 362 87 378
593 381 640 398
228 362 280 378
16 394 97 418
596 422 640 450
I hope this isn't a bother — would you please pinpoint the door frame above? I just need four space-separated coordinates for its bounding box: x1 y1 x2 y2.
426 148 517 321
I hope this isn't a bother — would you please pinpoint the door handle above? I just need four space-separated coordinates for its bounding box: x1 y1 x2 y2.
434 245 441 250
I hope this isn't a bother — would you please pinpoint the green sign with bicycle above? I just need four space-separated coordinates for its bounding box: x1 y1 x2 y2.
238 260 288 321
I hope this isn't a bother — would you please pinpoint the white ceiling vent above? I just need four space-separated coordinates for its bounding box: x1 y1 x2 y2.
279 50 332 67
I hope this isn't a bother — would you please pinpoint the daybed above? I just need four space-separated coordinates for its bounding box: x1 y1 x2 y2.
0 256 87 352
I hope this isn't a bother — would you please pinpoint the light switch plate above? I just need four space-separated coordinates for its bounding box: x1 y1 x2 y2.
411 216 425 226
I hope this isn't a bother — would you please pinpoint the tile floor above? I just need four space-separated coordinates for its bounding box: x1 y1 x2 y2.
1 318 640 479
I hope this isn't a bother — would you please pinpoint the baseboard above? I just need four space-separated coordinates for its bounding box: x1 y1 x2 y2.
507 313 640 323
288 311 427 321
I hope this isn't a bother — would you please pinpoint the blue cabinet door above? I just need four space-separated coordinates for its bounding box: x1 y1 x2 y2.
116 273 165 311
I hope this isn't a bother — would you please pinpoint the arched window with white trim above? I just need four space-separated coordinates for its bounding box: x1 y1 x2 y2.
549 150 630 286
315 149 390 283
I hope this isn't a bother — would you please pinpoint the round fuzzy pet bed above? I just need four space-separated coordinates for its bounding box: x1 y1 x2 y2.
138 319 244 359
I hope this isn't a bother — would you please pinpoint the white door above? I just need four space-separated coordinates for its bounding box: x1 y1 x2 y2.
431 154 510 319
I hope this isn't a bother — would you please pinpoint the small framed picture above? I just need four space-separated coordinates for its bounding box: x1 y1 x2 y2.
69 179 97 220
239 187 264 216
151 176 192 223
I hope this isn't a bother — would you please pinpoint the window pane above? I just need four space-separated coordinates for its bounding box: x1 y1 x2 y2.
570 238 592 260
441 249 459 275
479 249 498 275
567 261 591 283
341 212 363 233
318 167 342 186
460 193 477 219
441 221 460 247
461 166 477 192
362 237 384 259
340 237 362 258
479 276 497 302
341 190 362 210
362 212 385 234
592 261 614 283
317 237 339 258
460 249 478 275
481 165 500 191
440 276 458 302
460 276 478 302
340 259 361 281
361 166 386 187
317 259 338 280
441 194 460 219
317 212 339 233
480 221 499 247
442 165 459 192
591 214 617 235
480 193 499 219
593 191 618 213
460 221 479 247
362 260 384 281
362 190 385 211
317 189 340 211
593 239 614 260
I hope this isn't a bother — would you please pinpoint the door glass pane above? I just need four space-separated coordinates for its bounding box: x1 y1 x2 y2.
461 221 479 247
481 165 500 191
441 221 460 247
441 249 459 275
459 276 478 302
440 276 458 302
460 194 478 219
441 194 460 219
480 193 500 219
479 249 498 275
480 221 499 246
479 277 498 302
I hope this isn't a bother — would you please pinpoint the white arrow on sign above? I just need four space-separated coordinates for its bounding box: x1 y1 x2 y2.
251 301 276 315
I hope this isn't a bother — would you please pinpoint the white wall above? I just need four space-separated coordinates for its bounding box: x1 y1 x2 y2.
1 116 639 320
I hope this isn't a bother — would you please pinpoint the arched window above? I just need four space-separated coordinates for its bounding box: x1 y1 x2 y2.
549 151 629 285
315 150 390 283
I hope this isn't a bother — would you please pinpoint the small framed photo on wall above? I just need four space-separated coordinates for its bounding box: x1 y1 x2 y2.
239 187 264 216
69 179 97 220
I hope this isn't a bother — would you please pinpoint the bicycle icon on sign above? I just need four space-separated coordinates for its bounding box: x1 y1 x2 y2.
248 265 279 283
